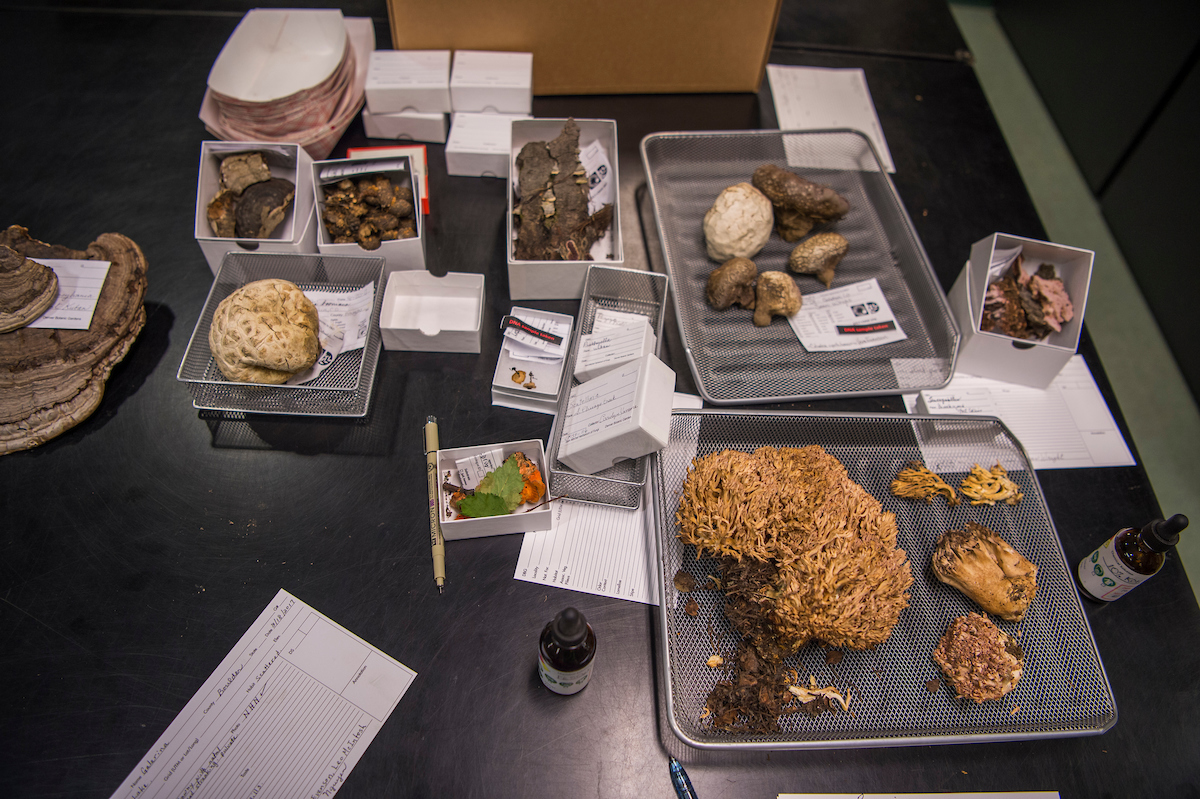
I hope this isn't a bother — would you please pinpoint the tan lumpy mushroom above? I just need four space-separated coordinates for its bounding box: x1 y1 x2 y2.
933 612 1024 703
932 521 1038 621
208 278 320 384
751 163 850 242
706 257 757 311
752 271 801 326
788 231 849 288
702 182 773 262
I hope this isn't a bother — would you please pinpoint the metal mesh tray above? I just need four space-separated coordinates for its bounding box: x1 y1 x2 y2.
545 265 669 508
177 252 385 417
650 410 1115 749
641 129 959 404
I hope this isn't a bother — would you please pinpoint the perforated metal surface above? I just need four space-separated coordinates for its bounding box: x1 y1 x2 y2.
178 252 385 417
545 265 669 508
641 130 959 404
651 411 1115 749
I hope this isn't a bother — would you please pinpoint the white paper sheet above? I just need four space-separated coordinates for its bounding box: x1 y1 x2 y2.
285 284 375 385
25 259 111 330
786 278 907 351
903 355 1135 470
110 589 415 799
766 64 896 173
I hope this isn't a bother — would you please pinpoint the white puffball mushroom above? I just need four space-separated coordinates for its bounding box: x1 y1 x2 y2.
702 182 773 262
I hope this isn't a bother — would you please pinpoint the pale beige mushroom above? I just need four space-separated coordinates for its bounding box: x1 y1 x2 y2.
752 271 802 326
788 232 848 288
702 182 773 262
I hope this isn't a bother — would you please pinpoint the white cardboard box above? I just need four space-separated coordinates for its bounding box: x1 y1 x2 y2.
507 118 623 299
948 232 1093 388
365 49 451 114
445 112 528 178
437 439 552 539
195 141 318 273
573 318 657 383
380 270 483 352
312 155 426 274
491 306 573 415
347 144 430 214
558 353 675 476
449 50 532 113
361 108 448 143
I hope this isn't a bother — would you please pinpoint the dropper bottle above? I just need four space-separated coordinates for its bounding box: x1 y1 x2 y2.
538 607 597 695
1078 514 1189 601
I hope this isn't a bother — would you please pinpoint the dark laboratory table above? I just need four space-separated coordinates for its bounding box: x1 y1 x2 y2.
1 3 1197 798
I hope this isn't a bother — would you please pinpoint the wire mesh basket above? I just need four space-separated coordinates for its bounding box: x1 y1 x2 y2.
640 129 959 404
177 252 385 417
650 410 1115 749
545 265 670 508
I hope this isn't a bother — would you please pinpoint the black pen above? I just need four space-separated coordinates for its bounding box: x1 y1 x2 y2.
669 756 698 799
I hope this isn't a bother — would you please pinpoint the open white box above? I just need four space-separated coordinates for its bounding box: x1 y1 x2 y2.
449 50 532 113
437 438 552 539
948 232 1093 388
312 154 426 275
195 141 317 274
380 270 483 352
365 49 451 114
445 112 529 178
507 118 624 299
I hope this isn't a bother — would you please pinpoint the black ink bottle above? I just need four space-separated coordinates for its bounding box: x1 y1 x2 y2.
1078 514 1189 601
538 607 596 695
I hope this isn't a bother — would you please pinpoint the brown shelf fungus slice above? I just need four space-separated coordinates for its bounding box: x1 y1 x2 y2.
752 271 802 327
933 521 1038 621
706 257 757 311
932 612 1024 703
0 245 59 333
234 178 296 239
788 231 848 289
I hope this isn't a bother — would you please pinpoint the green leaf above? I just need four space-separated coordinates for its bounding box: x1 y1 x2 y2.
475 455 525 512
458 491 510 518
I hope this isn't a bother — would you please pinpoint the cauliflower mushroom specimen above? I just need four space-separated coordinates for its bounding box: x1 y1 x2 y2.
933 521 1038 621
933 612 1024 703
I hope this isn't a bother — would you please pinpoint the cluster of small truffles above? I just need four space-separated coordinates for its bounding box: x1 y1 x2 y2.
321 175 416 251
701 164 850 326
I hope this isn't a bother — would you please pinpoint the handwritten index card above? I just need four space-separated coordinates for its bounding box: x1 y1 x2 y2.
25 259 111 330
110 589 416 799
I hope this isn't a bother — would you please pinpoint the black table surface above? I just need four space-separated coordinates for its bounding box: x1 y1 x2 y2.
1 4 1197 798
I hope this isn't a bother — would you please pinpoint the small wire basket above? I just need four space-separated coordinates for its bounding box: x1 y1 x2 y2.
177 252 385 417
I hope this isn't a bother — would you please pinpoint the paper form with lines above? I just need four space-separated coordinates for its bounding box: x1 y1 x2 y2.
110 589 416 799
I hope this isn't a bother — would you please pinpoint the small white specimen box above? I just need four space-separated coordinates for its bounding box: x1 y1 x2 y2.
491 307 573 415
557 353 675 476
445 112 528 178
948 232 1093 389
380 270 483 352
507 118 623 299
449 50 533 113
437 438 553 539
347 144 430 214
573 318 657 383
361 108 448 144
365 49 452 114
311 154 426 274
195 141 318 274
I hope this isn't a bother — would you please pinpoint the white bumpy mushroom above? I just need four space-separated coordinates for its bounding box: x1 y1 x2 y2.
702 182 773 262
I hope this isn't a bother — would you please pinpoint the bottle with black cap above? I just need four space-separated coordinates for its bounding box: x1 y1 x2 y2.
538 607 596 695
1078 514 1189 601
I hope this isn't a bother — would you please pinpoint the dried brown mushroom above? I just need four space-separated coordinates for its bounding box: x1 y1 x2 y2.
234 178 296 239
706 257 757 311
890 461 959 506
932 521 1038 621
208 278 320 384
321 174 417 251
751 163 850 242
1 225 147 455
960 463 1024 506
788 231 848 288
219 152 272 194
702 182 774 262
752 271 802 326
0 244 59 333
932 612 1024 703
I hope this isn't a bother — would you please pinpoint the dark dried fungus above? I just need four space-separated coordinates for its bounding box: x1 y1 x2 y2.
235 178 296 239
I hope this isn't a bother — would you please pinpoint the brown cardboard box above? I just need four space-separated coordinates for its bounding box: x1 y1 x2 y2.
386 0 782 95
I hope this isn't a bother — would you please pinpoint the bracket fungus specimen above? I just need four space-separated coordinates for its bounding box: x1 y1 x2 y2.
981 256 1074 341
0 244 59 333
932 612 1024 703
751 163 849 242
0 225 147 455
702 182 774 262
513 118 613 262
933 521 1038 621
